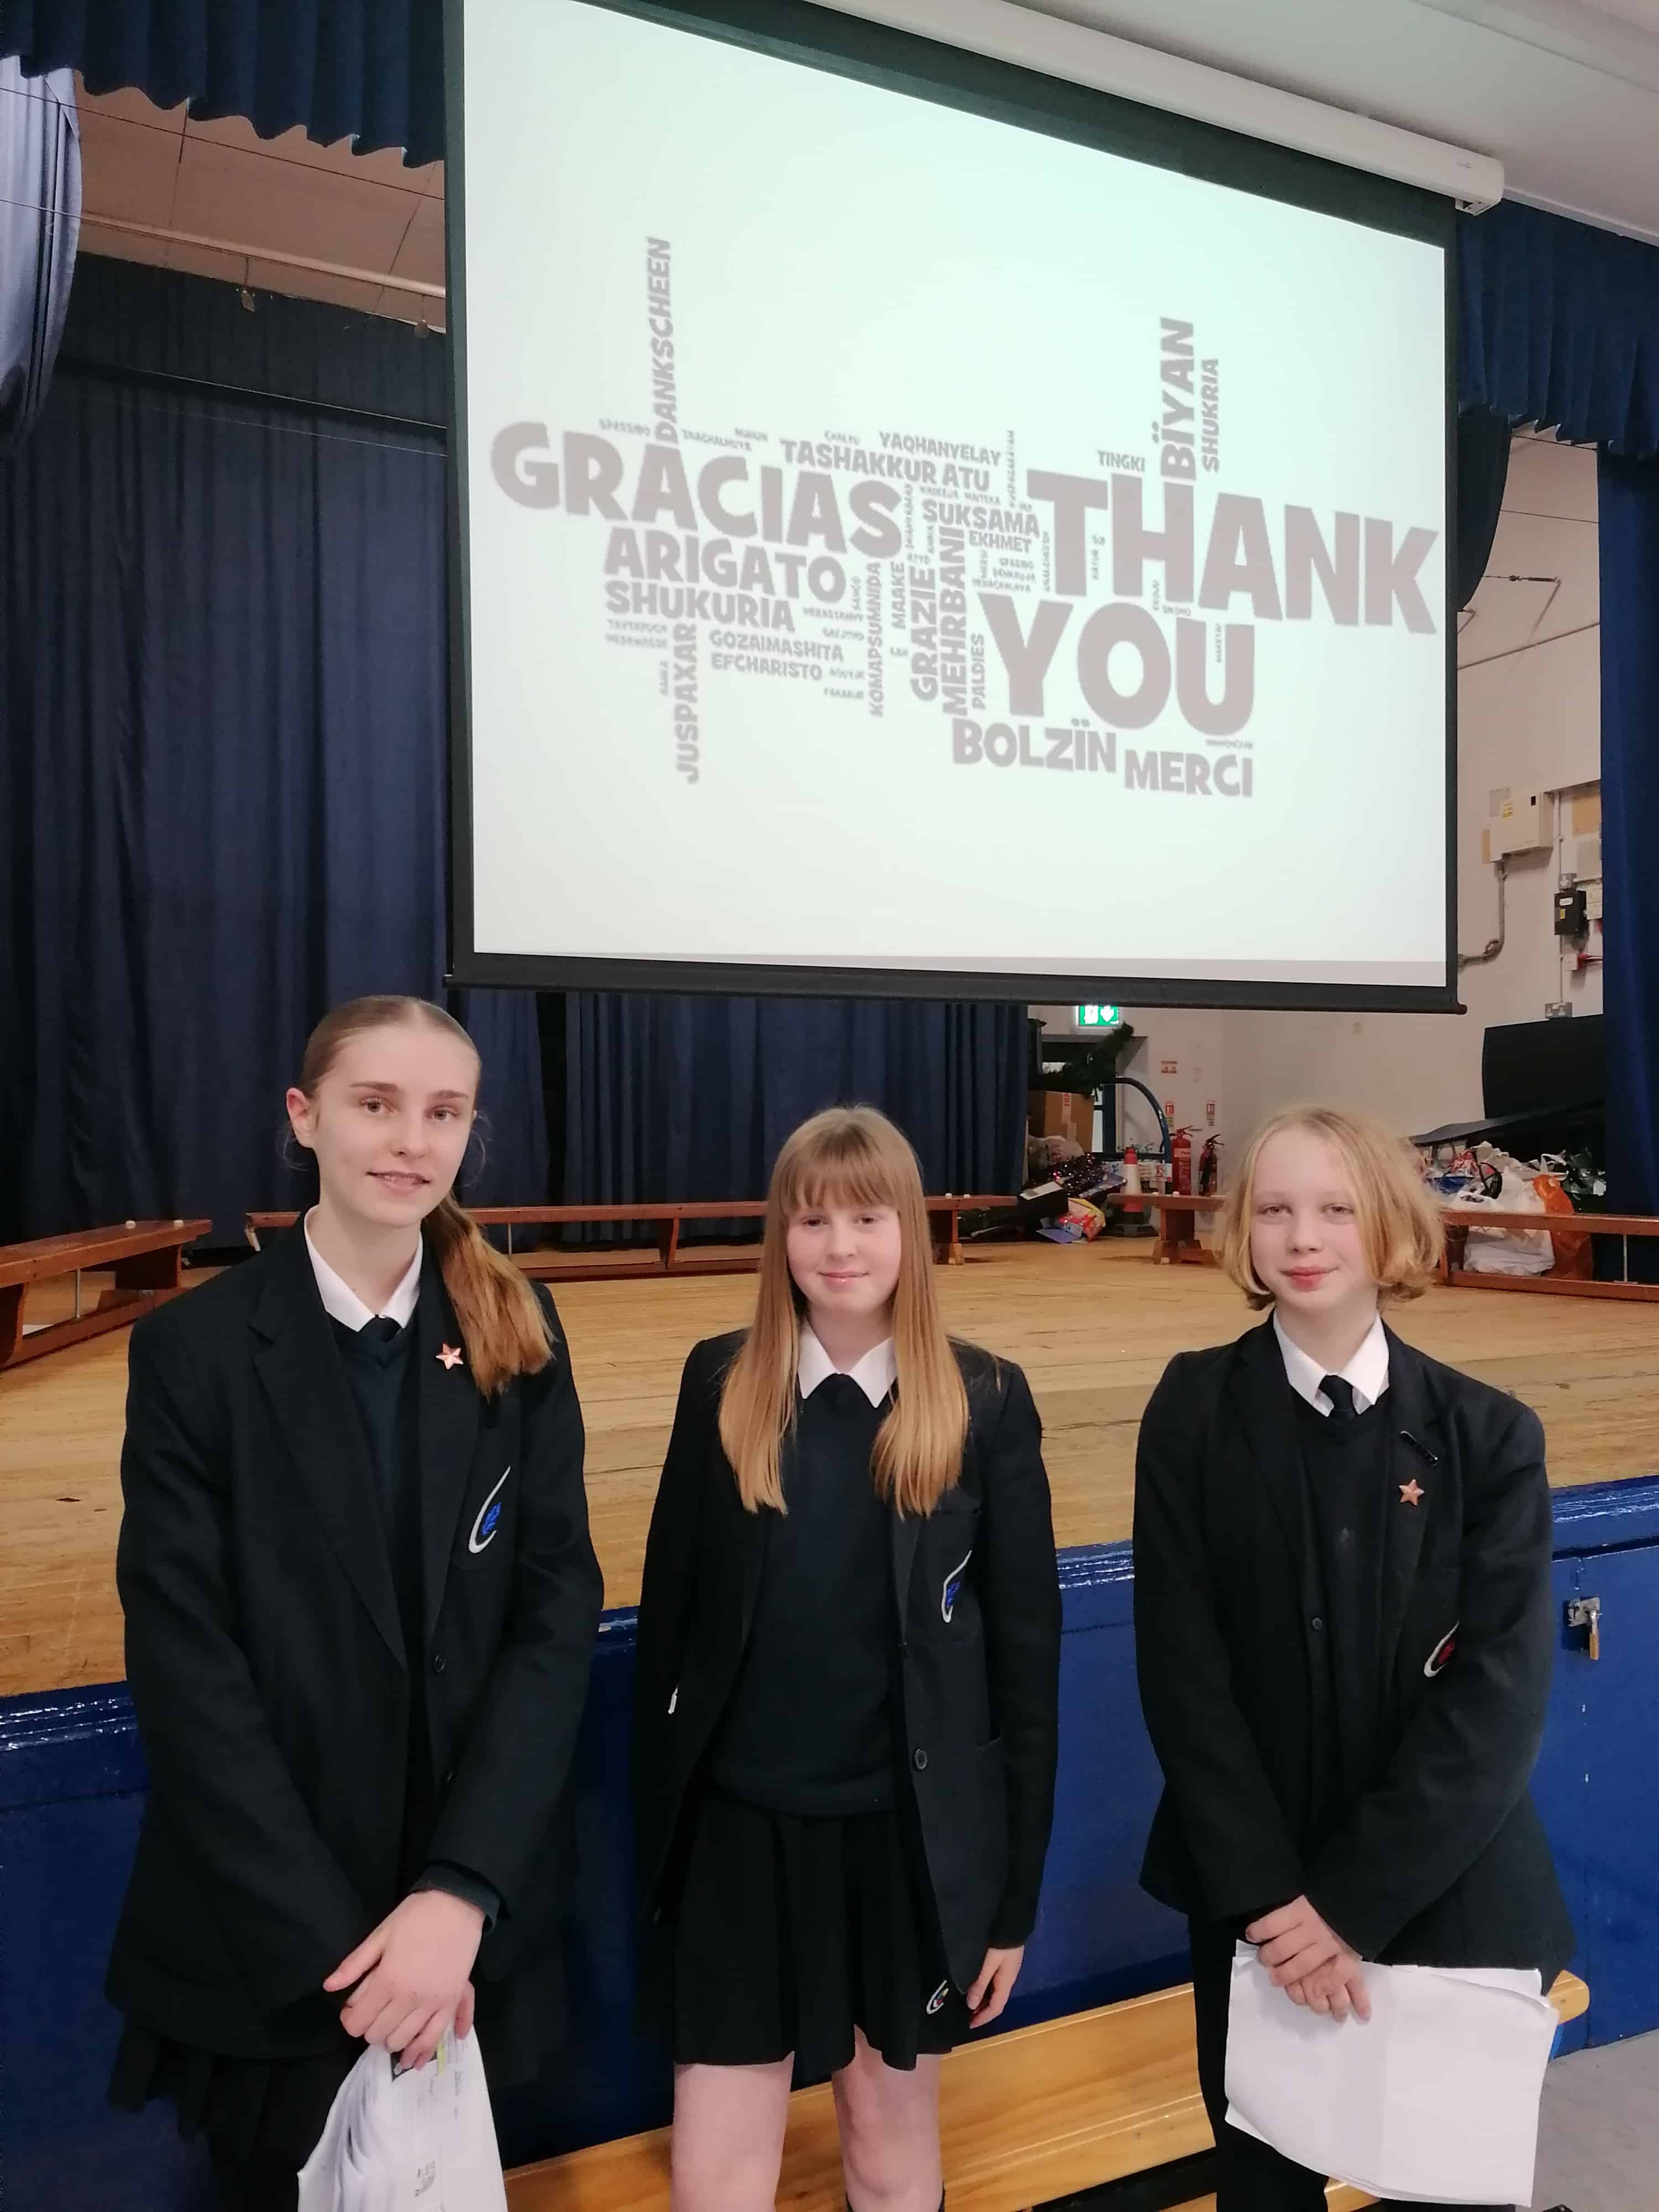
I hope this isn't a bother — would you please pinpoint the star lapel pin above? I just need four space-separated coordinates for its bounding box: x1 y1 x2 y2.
1399 1477 1425 1507
437 1343 465 1371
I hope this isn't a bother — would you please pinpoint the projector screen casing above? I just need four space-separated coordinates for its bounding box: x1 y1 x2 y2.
443 0 1459 1010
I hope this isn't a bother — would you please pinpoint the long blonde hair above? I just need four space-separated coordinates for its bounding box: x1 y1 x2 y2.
717 1107 968 1517
296 995 553 1396
1219 1104 1444 1310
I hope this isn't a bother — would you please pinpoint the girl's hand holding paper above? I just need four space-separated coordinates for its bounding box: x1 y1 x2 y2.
327 1892 486 2069
1288 1955 1373 2023
1248 1895 1345 1985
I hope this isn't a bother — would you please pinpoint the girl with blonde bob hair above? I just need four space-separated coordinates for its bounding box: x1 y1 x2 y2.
1133 1103 1572 2212
1219 1105 1445 1311
634 1105 1062 2212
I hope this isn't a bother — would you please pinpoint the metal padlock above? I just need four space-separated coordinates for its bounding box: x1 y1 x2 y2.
1565 1594 1601 1661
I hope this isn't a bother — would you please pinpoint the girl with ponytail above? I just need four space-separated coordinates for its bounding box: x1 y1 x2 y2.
107 996 602 2210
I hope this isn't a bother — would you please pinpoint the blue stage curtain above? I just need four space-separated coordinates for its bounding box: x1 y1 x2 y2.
1458 198 1659 1250
0 257 543 1243
0 60 80 456
1455 403 1510 610
0 0 443 165
1459 199 1659 456
1597 452 1659 1275
565 993 1027 1218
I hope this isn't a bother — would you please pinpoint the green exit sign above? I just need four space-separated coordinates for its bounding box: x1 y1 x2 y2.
1077 1004 1121 1029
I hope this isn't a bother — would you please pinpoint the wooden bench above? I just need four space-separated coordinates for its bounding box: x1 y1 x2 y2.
1146 1194 1659 1306
0 1219 211 1369
1439 1206 1659 1303
1144 1193 1224 1267
504 1971 1588 2212
244 1197 1015 1281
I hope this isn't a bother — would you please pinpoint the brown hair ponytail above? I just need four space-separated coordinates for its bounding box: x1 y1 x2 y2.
295 995 554 1396
423 1189 554 1396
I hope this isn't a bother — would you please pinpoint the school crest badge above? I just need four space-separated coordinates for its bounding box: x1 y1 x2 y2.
942 1550 973 1623
468 1464 512 1554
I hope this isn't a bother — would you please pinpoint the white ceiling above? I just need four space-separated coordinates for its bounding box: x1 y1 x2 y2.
62 0 1659 326
1023 0 1659 242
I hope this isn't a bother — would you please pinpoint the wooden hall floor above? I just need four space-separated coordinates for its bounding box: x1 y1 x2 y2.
3 1241 1657 1701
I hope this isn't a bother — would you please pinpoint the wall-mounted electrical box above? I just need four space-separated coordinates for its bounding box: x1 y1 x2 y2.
1554 885 1589 938
1492 790 1556 857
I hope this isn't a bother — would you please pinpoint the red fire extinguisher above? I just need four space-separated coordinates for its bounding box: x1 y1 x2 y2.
1171 1126 1194 1197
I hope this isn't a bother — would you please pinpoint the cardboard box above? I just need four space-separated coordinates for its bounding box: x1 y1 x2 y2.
1029 1090 1095 1150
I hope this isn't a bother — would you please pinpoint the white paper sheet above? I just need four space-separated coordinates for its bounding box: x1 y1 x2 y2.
1224 1944 1558 2206
298 2029 509 2212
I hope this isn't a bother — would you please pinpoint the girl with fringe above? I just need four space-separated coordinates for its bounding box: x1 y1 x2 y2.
634 1105 1061 2212
1134 1107 1572 2212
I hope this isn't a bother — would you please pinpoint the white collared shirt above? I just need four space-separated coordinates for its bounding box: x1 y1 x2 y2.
304 1209 422 1333
1274 1310 1390 1418
797 1323 898 1408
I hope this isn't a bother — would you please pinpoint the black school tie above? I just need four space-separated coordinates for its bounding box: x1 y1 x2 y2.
1321 1374 1358 1422
362 1315 403 1347
815 1372 868 1416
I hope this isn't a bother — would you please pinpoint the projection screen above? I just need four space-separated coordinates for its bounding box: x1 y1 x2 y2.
446 0 1457 1008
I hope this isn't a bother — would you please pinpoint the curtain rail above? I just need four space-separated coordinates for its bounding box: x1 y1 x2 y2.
83 214 444 301
54 355 445 437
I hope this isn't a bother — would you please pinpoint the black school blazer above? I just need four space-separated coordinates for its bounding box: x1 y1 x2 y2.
107 1228 603 2066
633 1333 1062 1991
1133 1317 1573 1977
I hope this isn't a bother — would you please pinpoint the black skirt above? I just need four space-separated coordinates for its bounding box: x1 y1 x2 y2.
670 1785 972 2084
107 2020 360 2171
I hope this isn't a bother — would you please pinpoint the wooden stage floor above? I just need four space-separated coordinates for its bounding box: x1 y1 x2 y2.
3 1241 1657 1702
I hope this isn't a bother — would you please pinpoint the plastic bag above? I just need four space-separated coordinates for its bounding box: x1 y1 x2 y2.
1533 1169 1592 1279
1560 1149 1608 1212
1455 1152 1554 1276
